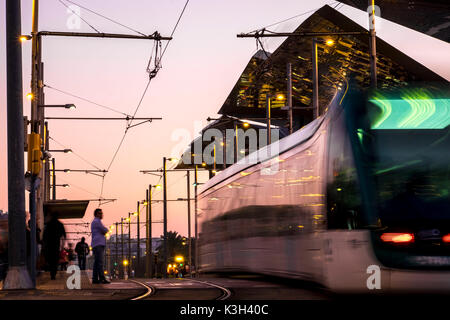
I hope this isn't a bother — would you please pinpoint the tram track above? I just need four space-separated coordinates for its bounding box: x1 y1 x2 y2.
128 278 231 300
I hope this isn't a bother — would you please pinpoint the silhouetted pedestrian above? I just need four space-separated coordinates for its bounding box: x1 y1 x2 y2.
43 212 66 280
75 237 90 270
91 208 110 284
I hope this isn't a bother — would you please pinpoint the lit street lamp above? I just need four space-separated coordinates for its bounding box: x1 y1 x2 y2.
48 149 72 153
312 37 334 119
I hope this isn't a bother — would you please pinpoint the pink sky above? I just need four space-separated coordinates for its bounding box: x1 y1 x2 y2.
1 0 449 244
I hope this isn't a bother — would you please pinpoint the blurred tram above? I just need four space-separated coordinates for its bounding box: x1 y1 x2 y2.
197 85 450 293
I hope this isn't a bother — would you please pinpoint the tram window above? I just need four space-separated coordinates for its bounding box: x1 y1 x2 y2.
327 109 363 229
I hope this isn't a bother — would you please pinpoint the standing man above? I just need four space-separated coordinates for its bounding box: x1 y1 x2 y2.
75 237 89 270
91 208 110 284
43 212 66 280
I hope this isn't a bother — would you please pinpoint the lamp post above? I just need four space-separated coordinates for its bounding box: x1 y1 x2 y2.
186 170 192 277
38 104 76 109
162 157 177 278
121 218 124 279
128 212 131 277
265 94 285 145
52 158 56 200
312 38 334 119
115 222 118 279
194 165 198 277
136 201 140 276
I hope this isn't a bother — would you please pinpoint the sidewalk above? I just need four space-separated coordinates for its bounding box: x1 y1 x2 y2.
0 270 146 300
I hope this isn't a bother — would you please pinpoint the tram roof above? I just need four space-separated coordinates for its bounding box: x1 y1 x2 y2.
337 0 450 43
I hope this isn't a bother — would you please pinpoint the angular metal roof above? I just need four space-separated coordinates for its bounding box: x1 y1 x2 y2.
218 5 446 120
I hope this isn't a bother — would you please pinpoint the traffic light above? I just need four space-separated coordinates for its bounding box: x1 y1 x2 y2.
27 133 42 176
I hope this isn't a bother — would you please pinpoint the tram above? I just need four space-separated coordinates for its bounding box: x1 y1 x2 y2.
197 84 450 293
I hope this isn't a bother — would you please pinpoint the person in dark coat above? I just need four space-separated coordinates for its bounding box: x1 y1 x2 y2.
75 237 90 270
43 212 66 280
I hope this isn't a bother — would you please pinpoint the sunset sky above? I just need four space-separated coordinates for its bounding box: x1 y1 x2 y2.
1 0 449 244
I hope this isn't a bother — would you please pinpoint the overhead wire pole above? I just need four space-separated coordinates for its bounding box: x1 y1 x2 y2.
115 222 118 279
187 171 192 277
136 201 140 276
194 165 199 278
145 188 150 278
163 157 168 278
4 0 33 289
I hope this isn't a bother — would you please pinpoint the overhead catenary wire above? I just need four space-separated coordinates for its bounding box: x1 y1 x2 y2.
49 136 103 171
44 84 129 116
98 0 191 201
248 1 339 33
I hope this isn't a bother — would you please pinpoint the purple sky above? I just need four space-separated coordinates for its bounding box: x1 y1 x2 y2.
1 0 449 244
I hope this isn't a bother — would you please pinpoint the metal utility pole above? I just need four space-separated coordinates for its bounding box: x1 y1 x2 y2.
4 0 33 289
128 212 131 277
186 171 192 277
287 63 293 134
145 188 152 278
266 95 272 145
369 0 378 88
115 222 118 279
52 158 56 200
312 38 319 119
136 201 140 276
121 218 124 278
163 157 168 278
194 165 199 278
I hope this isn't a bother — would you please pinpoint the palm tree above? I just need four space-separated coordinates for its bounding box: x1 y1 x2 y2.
156 231 188 263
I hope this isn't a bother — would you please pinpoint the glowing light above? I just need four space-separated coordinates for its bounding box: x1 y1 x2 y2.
325 39 334 46
298 225 304 228
380 233 414 243
243 122 250 128
20 35 31 42
443 234 450 243
154 185 162 189
276 94 285 101
123 260 129 266
175 255 184 262
26 93 34 100
201 162 206 167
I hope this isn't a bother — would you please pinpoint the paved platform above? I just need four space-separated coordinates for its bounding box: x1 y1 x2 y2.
0 270 146 300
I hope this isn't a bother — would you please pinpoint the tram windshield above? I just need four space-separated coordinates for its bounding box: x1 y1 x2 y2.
357 92 450 225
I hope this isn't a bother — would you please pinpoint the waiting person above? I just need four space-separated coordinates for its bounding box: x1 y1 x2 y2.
59 248 68 271
91 208 110 284
43 212 66 280
75 237 90 270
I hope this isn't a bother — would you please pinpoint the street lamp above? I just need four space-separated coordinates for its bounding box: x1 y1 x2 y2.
20 35 32 42
49 184 69 188
312 38 335 119
265 93 285 145
38 104 76 109
48 149 72 153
